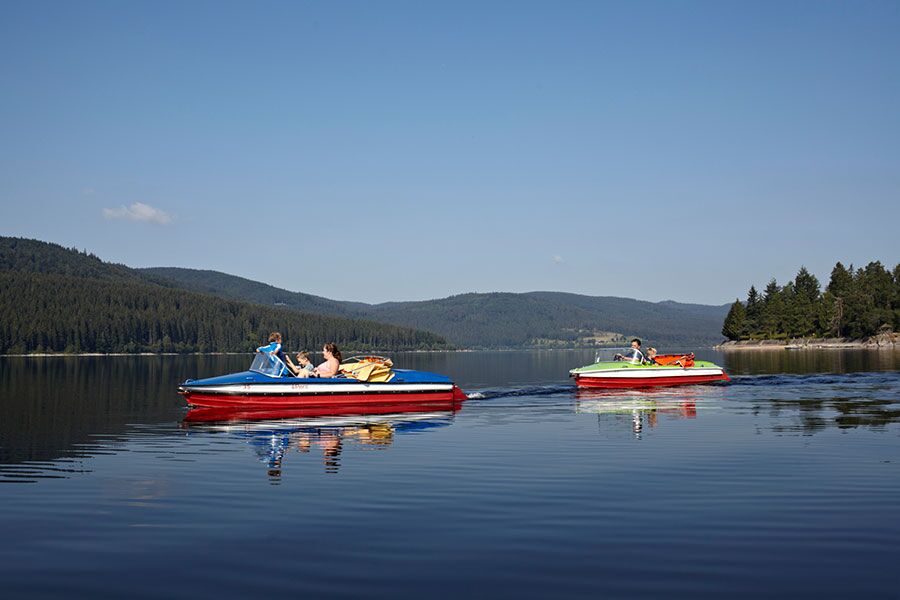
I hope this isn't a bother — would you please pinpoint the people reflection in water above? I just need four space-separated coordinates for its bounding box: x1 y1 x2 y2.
247 431 291 482
212 407 460 480
245 423 399 479
321 434 343 474
576 390 697 440
627 407 668 438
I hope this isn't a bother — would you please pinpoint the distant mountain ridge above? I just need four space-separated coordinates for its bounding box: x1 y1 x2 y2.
141 267 731 348
0 237 449 354
0 237 729 353
141 267 364 316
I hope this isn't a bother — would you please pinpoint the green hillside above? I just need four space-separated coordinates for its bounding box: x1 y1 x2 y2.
144 265 730 348
140 267 365 316
0 238 449 354
2 237 731 351
0 237 143 283
364 292 729 348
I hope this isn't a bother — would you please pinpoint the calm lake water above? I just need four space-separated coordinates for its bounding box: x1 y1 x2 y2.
1 349 899 598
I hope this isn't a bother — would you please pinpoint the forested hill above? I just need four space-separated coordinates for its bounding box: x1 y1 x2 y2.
1 237 142 283
140 267 363 316
361 292 730 347
143 265 731 347
0 238 448 354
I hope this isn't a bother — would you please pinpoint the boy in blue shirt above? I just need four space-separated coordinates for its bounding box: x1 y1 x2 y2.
257 331 288 366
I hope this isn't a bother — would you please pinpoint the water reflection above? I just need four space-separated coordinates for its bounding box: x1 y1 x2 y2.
575 388 704 439
1 351 897 484
183 402 463 481
728 372 900 434
2 353 899 598
720 347 899 375
0 355 227 468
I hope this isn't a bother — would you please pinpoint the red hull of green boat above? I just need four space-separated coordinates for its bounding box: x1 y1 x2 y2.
574 372 730 389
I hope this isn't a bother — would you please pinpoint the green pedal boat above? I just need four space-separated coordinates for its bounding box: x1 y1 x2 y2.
570 349 730 389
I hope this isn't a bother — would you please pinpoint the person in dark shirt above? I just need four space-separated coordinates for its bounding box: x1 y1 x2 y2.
614 338 645 364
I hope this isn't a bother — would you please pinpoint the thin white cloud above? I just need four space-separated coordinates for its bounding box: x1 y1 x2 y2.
552 255 564 264
102 202 173 225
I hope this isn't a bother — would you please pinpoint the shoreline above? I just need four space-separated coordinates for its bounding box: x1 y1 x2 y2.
3 346 706 358
1 348 541 358
715 334 898 351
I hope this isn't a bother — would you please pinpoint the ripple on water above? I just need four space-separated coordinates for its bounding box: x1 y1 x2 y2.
1 364 899 597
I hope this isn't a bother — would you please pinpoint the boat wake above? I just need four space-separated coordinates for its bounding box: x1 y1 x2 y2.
465 384 574 401
728 372 898 387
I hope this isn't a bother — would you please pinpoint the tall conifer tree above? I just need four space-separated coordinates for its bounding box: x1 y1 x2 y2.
722 300 746 340
761 279 784 337
745 285 761 336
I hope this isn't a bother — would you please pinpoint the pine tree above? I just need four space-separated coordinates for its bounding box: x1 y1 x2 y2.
745 285 761 336
860 261 894 334
826 262 853 336
843 267 873 338
791 266 820 336
722 300 746 340
818 291 837 336
794 267 820 303
827 262 853 298
761 279 784 337
893 263 900 331
781 281 801 337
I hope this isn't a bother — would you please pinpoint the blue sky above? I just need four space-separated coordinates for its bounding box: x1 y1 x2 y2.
1 0 898 304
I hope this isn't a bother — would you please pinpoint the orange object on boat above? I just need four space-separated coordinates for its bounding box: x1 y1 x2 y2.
653 353 695 368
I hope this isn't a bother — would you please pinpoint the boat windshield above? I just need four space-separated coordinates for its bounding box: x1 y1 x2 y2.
250 353 291 378
597 347 644 365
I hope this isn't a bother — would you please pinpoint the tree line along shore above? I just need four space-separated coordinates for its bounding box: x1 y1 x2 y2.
715 335 897 351
1 236 728 354
0 271 450 355
720 261 899 346
4 238 893 355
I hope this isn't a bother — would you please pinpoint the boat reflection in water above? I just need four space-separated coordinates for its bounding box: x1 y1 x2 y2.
183 400 463 480
575 388 701 439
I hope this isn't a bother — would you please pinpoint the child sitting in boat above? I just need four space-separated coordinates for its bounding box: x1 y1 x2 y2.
285 350 316 378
